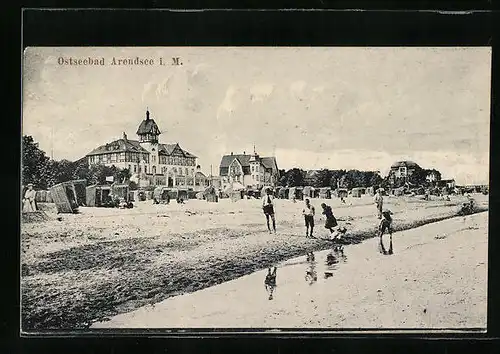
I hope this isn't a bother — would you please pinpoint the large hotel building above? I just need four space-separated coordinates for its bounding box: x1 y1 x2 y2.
85 109 209 189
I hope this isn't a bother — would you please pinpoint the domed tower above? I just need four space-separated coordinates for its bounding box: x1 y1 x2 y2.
136 109 161 176
249 145 261 186
136 109 161 144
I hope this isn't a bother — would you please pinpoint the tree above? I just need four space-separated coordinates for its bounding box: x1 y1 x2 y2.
282 168 305 187
22 135 51 189
313 169 333 188
338 173 351 189
52 159 75 185
73 158 91 182
87 164 116 185
345 170 365 188
368 172 383 187
114 168 131 183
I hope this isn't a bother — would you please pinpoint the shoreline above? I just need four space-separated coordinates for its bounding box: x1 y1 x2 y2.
21 196 488 330
93 212 488 329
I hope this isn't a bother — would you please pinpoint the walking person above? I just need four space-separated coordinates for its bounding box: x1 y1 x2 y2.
23 183 37 212
321 203 339 239
302 198 315 238
374 188 384 219
262 187 276 234
378 209 394 255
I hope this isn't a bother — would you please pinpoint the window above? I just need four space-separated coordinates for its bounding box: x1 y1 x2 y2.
152 155 156 163
133 165 137 172
138 166 141 173
145 166 148 174
185 168 188 175
152 166 156 174
128 164 131 171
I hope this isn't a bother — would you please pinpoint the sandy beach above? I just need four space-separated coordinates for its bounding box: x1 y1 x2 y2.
21 194 488 330
93 211 488 329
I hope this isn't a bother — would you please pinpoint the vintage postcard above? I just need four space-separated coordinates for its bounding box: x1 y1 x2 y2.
21 47 490 332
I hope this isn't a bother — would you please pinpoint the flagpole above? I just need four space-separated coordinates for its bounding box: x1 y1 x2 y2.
51 127 54 159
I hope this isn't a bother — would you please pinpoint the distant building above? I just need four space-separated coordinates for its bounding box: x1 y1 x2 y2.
426 171 439 183
437 179 456 189
209 176 222 190
219 149 279 190
86 109 202 188
389 161 421 179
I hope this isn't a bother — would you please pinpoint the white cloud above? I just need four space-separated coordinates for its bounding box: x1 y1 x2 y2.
216 85 240 120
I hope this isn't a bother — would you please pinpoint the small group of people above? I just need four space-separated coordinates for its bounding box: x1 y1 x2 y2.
302 198 343 240
262 186 345 240
262 186 395 254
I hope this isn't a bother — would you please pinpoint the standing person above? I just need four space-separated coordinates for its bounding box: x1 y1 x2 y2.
264 267 277 300
374 188 384 219
321 203 338 238
262 187 276 234
23 183 37 212
302 198 315 238
378 209 394 255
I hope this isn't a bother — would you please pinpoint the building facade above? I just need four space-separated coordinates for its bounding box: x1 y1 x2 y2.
219 150 279 190
86 109 208 189
389 161 420 179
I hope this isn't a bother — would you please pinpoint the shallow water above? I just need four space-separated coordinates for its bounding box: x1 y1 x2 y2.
91 211 488 329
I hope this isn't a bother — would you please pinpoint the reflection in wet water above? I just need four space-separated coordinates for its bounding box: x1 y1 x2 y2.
379 235 394 255
264 267 277 300
305 252 318 285
324 245 347 279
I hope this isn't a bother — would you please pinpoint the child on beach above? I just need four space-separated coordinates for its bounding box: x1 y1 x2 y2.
378 209 394 255
264 267 277 300
302 198 315 238
321 203 343 240
262 188 276 234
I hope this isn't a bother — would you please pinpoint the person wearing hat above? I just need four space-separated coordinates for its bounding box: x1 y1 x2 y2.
378 209 394 255
23 183 37 212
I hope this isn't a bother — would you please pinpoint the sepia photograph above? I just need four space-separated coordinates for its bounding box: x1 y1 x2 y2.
21 46 490 332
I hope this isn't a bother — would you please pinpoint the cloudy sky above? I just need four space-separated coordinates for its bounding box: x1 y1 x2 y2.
23 47 491 184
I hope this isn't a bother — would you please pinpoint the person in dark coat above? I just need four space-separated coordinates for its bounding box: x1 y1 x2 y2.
321 203 338 235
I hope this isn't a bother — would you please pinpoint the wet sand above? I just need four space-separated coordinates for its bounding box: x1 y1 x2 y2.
22 194 487 329
93 211 488 329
